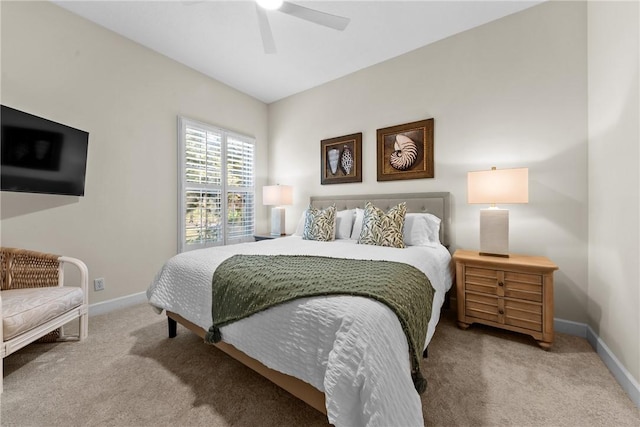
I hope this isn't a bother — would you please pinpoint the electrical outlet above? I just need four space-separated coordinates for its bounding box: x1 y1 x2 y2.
94 277 105 292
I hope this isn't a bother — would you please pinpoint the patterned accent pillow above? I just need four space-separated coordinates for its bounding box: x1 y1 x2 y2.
358 202 407 248
302 204 337 241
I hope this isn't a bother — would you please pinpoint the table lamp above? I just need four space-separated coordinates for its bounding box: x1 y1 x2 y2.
467 167 528 257
263 184 293 236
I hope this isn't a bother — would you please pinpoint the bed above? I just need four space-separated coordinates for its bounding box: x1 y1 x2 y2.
147 192 453 426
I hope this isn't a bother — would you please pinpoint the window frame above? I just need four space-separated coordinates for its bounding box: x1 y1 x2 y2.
178 116 255 253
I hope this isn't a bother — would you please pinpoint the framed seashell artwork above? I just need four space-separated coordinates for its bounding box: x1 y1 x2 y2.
320 133 362 185
376 118 434 181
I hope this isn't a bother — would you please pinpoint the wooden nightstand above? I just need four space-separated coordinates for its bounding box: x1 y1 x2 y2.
254 234 289 241
452 249 558 349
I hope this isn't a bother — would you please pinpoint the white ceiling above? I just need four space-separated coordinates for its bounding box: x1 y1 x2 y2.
53 1 542 104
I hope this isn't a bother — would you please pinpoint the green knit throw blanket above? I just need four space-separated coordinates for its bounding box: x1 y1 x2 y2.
205 254 435 394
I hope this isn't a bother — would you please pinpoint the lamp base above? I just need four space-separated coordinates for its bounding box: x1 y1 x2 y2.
479 251 510 258
270 207 286 236
479 208 509 257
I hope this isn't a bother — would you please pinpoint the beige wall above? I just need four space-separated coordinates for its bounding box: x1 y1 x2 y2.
587 1 639 383
269 0 589 323
0 1 269 304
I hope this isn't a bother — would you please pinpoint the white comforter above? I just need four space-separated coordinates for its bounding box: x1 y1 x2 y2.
147 237 452 427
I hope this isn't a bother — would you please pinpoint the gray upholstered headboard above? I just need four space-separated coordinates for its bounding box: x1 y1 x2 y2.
309 192 451 247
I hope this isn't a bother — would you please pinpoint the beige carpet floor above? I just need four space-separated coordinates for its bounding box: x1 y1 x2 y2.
1 303 638 426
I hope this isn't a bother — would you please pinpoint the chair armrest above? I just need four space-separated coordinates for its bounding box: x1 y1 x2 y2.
58 256 89 307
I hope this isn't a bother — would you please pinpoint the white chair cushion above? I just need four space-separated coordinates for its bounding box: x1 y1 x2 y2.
2 287 83 341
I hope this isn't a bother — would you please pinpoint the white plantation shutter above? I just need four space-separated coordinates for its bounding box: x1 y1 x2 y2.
178 117 255 252
226 135 255 241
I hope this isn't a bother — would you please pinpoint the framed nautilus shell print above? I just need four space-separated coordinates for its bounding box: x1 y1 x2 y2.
320 133 362 185
376 118 434 181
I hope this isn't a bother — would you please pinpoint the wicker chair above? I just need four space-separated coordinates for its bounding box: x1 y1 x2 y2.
0 247 88 393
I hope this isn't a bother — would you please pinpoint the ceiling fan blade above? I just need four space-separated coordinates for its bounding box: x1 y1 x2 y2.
255 4 277 54
279 1 350 31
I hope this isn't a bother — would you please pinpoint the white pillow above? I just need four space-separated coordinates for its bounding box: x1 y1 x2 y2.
350 207 365 240
334 209 355 239
402 213 442 246
294 210 307 236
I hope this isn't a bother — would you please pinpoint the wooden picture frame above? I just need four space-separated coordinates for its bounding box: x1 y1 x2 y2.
321 133 362 185
376 118 434 181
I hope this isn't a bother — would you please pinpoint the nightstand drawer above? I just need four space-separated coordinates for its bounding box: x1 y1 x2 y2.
504 271 542 302
465 267 499 295
504 299 542 332
466 292 500 322
465 267 543 302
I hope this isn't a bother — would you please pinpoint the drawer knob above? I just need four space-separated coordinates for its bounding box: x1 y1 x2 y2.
498 281 504 287
499 309 504 315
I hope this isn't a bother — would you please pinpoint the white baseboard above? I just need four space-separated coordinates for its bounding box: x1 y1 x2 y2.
555 317 639 408
586 324 640 408
554 317 587 338
88 291 148 317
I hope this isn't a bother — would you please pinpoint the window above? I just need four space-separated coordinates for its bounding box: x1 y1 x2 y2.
178 117 255 252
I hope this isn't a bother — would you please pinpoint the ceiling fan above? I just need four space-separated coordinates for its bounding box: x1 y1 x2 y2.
254 0 350 54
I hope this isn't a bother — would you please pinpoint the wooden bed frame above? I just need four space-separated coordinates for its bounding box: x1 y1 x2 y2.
165 192 451 416
166 311 327 413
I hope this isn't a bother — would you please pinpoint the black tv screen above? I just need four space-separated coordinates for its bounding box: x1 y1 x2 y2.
1 105 88 196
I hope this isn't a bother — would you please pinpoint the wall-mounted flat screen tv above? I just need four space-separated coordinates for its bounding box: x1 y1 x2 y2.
1 105 89 196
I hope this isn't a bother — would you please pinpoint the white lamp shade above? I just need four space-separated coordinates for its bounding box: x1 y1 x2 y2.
263 185 293 206
468 167 528 205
